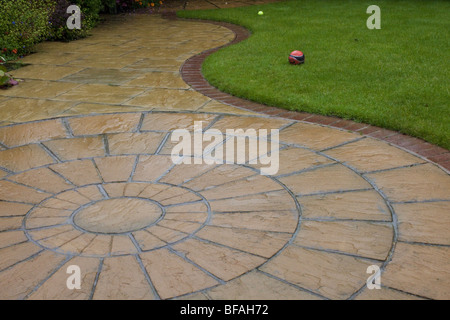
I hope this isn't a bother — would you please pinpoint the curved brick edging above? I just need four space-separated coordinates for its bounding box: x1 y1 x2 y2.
170 13 450 172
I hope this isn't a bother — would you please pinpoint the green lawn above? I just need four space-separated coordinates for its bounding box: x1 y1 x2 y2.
178 0 450 149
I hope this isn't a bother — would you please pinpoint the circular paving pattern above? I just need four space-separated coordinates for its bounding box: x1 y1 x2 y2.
73 197 163 234
0 14 449 300
22 180 217 257
1 110 448 301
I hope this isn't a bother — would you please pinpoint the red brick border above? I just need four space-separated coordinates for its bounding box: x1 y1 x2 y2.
167 13 450 171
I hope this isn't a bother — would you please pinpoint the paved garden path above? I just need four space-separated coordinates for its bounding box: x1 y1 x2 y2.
0 13 449 300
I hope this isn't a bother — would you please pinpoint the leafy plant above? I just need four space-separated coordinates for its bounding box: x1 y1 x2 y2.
103 0 164 13
0 0 54 60
47 0 102 41
0 56 18 87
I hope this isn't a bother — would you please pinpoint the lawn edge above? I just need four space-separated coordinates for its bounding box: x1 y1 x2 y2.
162 12 450 172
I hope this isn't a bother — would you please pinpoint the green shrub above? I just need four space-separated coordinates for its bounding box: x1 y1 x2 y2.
0 56 19 87
75 0 103 22
0 0 54 60
102 0 164 13
47 0 101 41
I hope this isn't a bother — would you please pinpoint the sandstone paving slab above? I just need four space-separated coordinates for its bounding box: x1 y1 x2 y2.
198 174 284 200
0 230 27 249
0 98 74 123
209 210 298 233
133 155 176 182
107 132 166 155
158 162 218 185
197 100 261 115
62 68 141 85
92 255 156 300
49 160 103 186
18 52 83 65
173 238 266 281
58 233 97 254
382 243 450 300
251 146 335 176
9 167 74 193
260 245 381 300
110 235 139 255
324 138 425 172
208 190 298 213
132 230 167 251
27 256 100 300
74 198 161 234
0 121 14 127
195 225 292 258
27 206 72 220
164 202 209 213
211 115 291 134
141 112 217 132
61 44 132 56
62 103 148 116
0 250 66 300
146 225 189 243
125 88 210 110
298 190 391 221
393 201 450 245
38 229 84 250
10 65 84 81
68 113 141 136
0 144 56 172
0 119 67 148
125 58 182 72
354 286 425 300
0 180 51 204
175 292 209 300
0 216 24 232
80 234 112 256
43 137 105 161
0 80 81 100
76 185 104 201
125 72 190 89
279 122 361 151
94 155 136 182
0 201 33 217
38 197 81 211
65 57 143 70
157 130 229 158
140 248 219 299
365 163 450 202
293 220 394 260
54 189 97 207
22 216 69 229
57 84 145 105
165 212 208 224
181 164 256 191
279 164 372 196
0 241 42 271
205 270 321 300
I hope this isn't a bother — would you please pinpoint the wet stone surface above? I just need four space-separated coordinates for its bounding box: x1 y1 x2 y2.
0 12 448 300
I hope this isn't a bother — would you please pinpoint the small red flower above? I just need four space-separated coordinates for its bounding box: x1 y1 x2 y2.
12 49 17 54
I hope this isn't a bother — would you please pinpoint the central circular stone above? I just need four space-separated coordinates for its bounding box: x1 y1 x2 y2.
73 198 163 234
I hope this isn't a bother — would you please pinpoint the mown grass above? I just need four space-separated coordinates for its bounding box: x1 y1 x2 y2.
178 0 450 149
